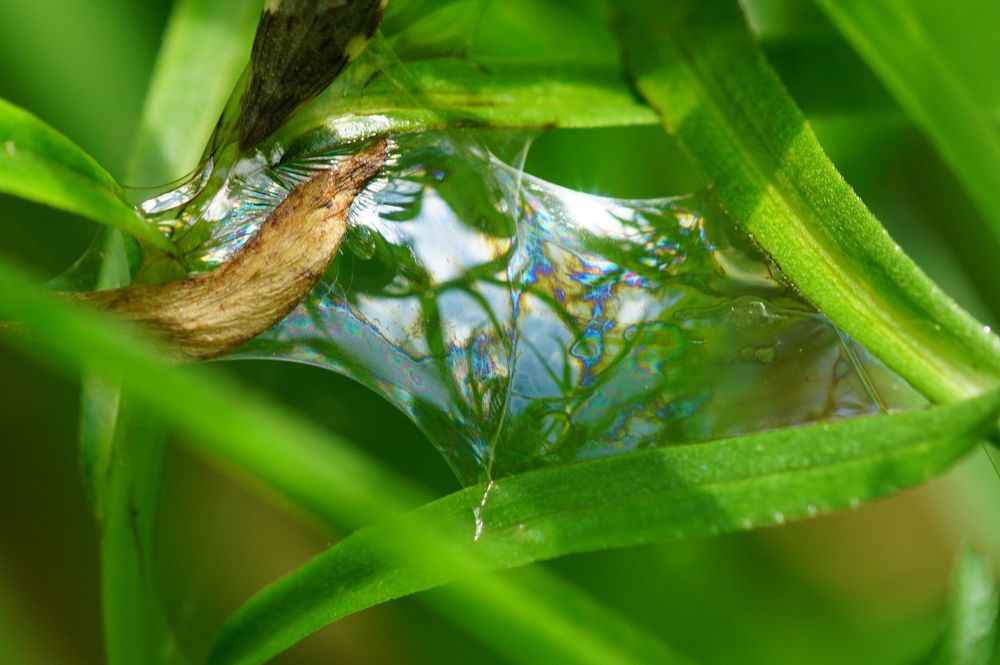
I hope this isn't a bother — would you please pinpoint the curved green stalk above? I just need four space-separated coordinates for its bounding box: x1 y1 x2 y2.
611 0 1000 404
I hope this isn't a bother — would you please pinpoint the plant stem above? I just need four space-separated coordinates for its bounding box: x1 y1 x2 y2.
611 0 1000 404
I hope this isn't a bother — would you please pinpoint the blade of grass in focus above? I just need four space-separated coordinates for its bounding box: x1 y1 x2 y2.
126 0 262 185
80 1 263 663
610 0 1000 404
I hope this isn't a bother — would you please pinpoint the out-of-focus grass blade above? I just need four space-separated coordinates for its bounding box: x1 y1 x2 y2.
126 0 262 185
925 545 998 665
87 0 264 509
610 0 1000 404
82 1 261 663
78 228 133 517
423 568 695 665
0 258 688 665
382 0 488 58
98 401 181 665
0 98 173 252
210 389 1000 664
815 0 1000 260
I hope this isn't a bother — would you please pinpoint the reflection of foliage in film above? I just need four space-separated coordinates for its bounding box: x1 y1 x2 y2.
216 133 918 483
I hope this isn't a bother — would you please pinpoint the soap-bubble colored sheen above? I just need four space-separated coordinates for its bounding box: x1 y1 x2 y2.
130 130 919 484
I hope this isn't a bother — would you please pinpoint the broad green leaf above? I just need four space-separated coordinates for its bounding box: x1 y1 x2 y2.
815 0 1000 263
611 0 1000 403
210 390 1000 664
274 58 659 145
0 257 684 665
0 98 174 252
926 545 998 665
126 0 262 185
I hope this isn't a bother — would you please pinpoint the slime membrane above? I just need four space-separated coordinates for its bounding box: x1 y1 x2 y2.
112 128 920 484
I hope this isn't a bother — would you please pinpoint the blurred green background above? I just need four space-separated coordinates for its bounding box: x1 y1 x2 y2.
2 0 1000 663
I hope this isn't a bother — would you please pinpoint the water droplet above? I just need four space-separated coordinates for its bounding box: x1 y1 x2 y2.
473 479 495 542
773 511 786 525
3 140 15 156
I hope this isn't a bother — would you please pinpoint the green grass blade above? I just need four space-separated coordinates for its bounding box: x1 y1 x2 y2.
815 0 1000 261
926 545 999 665
98 401 181 665
274 58 659 145
0 255 689 665
82 2 263 662
210 388 1000 663
125 0 262 185
611 0 1000 403
268 45 1000 147
0 98 173 252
